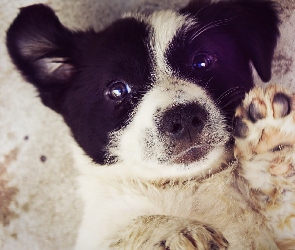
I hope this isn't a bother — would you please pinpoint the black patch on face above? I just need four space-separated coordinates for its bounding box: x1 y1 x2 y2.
6 5 152 164
166 24 252 117
61 19 153 164
167 0 280 120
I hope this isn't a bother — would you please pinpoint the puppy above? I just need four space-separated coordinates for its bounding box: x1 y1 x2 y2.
6 0 282 249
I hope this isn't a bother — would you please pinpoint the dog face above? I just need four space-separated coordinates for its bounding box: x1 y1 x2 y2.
6 1 279 177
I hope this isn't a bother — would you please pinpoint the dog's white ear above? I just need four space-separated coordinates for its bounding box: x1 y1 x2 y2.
181 0 280 82
6 4 76 89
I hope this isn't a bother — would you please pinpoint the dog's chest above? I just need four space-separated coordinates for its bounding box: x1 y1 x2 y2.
83 167 242 227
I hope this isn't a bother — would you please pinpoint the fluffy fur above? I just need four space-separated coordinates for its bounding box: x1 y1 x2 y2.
3 0 290 249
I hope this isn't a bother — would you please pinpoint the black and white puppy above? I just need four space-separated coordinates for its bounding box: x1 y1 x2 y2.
6 0 280 249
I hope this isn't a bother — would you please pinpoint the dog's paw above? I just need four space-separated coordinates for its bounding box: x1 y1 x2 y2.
111 215 228 250
233 84 295 248
153 223 228 250
233 84 295 176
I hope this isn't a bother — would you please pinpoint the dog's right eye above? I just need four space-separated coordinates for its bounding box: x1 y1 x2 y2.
191 53 212 70
105 81 131 100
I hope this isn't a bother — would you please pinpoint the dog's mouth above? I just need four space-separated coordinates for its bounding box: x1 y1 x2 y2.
169 145 212 165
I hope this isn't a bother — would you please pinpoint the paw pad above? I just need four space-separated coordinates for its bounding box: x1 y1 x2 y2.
272 93 290 118
248 98 266 122
233 117 248 138
233 84 295 162
233 87 292 140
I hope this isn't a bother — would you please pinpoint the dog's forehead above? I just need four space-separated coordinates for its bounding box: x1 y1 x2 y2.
127 10 194 75
147 11 194 73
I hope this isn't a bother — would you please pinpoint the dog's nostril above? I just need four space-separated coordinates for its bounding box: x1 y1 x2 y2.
192 116 205 134
170 123 183 134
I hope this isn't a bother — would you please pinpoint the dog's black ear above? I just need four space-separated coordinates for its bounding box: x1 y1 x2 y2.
181 0 280 82
6 4 77 93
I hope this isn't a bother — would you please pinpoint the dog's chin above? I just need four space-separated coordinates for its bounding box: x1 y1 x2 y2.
170 145 212 165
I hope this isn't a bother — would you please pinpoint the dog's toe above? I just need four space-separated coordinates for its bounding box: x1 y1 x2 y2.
273 92 291 118
248 98 267 122
233 116 249 138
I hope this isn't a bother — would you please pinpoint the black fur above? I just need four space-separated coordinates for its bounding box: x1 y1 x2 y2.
170 0 280 114
7 5 151 164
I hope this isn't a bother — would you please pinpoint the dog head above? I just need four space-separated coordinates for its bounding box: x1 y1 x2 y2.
6 1 279 178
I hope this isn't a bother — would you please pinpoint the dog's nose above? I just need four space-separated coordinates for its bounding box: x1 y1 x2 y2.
159 103 208 141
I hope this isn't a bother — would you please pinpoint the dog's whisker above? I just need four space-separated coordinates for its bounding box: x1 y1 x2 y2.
195 3 212 18
220 93 245 109
189 18 235 42
218 93 246 116
194 3 212 19
216 87 245 104
192 18 231 35
202 77 214 89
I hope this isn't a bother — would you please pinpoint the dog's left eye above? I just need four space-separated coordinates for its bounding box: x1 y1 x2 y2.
106 81 131 100
192 53 211 70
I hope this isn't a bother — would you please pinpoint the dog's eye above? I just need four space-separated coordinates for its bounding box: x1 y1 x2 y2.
106 81 131 100
192 53 211 70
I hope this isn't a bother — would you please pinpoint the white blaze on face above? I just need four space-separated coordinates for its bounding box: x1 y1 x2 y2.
147 10 195 76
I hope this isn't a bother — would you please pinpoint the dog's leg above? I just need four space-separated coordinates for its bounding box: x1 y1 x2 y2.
234 84 295 249
110 215 228 250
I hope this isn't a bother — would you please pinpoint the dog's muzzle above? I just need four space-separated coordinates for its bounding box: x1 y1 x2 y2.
157 102 211 164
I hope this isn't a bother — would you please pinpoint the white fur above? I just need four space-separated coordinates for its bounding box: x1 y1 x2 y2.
147 11 195 75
